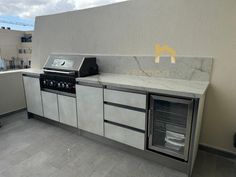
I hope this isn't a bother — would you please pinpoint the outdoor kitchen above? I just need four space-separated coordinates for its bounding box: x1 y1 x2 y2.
0 0 235 177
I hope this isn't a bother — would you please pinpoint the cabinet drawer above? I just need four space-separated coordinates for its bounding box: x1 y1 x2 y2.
104 89 146 109
104 104 145 130
105 123 144 150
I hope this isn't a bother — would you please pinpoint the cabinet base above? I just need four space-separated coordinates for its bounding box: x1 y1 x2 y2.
27 112 33 119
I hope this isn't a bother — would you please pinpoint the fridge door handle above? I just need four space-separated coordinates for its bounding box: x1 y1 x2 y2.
148 109 152 138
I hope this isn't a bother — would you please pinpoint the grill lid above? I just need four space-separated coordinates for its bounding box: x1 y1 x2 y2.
43 54 98 77
43 54 84 71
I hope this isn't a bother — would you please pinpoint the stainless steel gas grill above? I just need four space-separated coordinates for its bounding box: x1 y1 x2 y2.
40 54 98 95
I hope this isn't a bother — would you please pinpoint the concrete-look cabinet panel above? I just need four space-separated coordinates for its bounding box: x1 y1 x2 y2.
104 104 145 130
105 122 144 150
58 95 77 127
104 89 146 109
76 85 104 136
42 91 59 121
23 76 43 116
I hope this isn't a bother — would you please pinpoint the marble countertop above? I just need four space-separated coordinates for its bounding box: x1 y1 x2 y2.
0 69 29 75
20 69 209 98
0 68 43 76
21 68 43 77
76 73 209 98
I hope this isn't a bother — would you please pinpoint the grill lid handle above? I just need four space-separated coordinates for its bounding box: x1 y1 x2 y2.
43 69 75 75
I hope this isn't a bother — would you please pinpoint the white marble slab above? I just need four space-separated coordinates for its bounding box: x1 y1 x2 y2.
21 69 43 77
0 69 38 75
77 73 209 98
47 53 213 81
96 56 213 82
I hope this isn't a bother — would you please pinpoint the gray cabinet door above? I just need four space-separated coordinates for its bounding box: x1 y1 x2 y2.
58 95 77 127
23 76 43 116
76 85 104 136
42 91 59 121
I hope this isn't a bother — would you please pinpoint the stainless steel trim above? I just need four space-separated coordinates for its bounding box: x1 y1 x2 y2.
102 86 105 136
187 99 199 176
184 100 194 161
104 120 145 133
41 88 76 98
43 69 75 75
148 109 152 138
148 94 194 161
104 102 146 113
144 92 149 150
105 85 147 95
149 144 187 160
76 82 103 88
148 97 154 152
151 95 193 104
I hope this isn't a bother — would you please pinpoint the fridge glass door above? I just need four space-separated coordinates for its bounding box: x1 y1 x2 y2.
149 95 193 161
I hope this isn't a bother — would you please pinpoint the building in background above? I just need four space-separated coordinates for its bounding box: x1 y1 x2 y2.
0 28 32 71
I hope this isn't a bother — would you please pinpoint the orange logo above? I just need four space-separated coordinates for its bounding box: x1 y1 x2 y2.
155 44 176 63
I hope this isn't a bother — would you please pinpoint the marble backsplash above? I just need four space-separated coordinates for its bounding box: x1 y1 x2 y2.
95 55 213 81
50 53 213 81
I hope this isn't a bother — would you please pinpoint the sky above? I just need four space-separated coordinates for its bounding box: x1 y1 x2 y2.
0 0 126 31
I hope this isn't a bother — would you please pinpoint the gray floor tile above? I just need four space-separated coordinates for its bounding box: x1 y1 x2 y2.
159 167 187 177
0 110 235 177
2 151 57 177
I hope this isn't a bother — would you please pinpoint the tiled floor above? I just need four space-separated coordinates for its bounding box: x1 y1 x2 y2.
0 111 235 177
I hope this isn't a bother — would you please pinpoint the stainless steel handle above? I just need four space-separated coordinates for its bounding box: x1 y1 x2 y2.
43 69 75 75
148 109 152 138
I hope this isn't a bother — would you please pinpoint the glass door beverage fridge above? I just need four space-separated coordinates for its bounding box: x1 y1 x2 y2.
147 95 194 161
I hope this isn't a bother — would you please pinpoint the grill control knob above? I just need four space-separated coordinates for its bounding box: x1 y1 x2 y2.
61 83 65 88
57 83 61 88
43 80 47 85
50 81 54 86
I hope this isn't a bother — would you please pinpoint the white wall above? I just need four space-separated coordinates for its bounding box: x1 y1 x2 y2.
0 30 33 115
32 0 236 153
0 29 24 60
